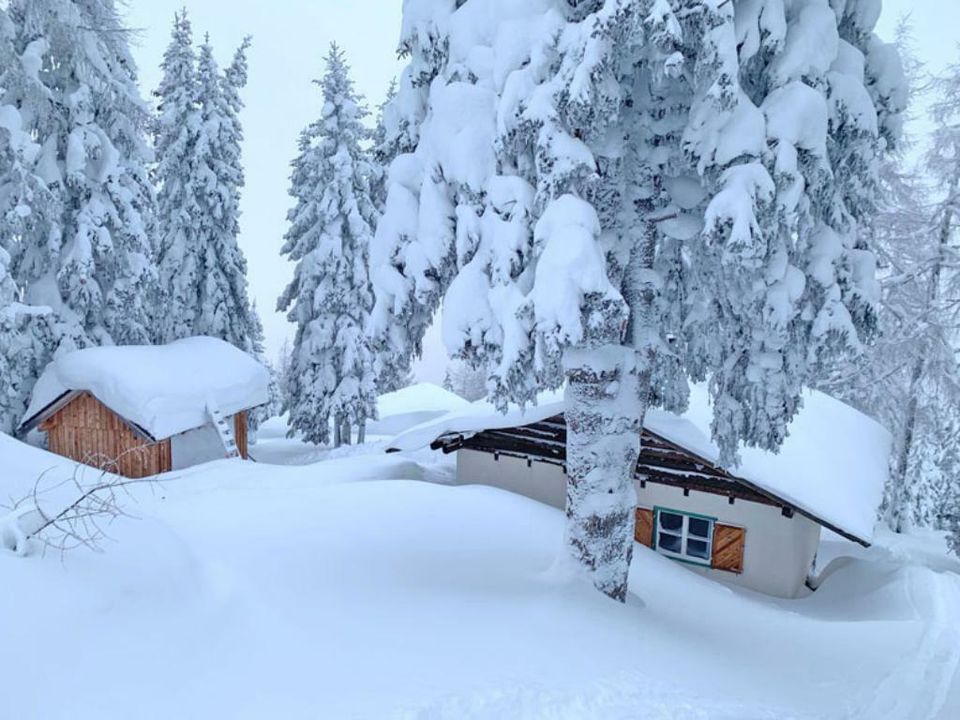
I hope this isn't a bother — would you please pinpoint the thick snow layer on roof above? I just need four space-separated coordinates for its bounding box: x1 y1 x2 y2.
22 337 270 441
388 384 890 543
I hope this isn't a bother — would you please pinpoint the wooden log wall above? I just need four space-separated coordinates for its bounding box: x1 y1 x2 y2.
234 411 249 459
40 393 171 479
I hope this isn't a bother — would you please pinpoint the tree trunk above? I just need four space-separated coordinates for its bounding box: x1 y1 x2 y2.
891 359 923 533
333 414 342 448
563 296 639 602
890 175 956 533
341 418 352 446
357 421 366 445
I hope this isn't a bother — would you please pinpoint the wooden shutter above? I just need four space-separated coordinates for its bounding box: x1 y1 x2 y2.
635 508 654 547
712 523 745 573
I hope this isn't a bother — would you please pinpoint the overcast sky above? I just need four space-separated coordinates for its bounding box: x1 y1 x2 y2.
122 0 957 381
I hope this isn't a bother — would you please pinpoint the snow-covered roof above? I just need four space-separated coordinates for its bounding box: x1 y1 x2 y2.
387 385 890 544
20 337 270 441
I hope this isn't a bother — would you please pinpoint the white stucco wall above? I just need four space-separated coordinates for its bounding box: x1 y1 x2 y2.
171 422 227 470
455 449 821 598
457 450 568 508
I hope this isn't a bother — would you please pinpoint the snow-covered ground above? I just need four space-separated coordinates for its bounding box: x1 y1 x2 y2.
2 429 958 719
250 382 468 466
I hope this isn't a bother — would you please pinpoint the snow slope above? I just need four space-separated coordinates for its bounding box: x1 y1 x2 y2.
388 384 889 543
250 383 471 466
0 429 955 719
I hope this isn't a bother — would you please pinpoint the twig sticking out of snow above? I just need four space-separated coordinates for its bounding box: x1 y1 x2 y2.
2 449 166 557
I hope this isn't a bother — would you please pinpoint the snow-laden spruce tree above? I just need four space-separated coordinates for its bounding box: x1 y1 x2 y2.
443 359 488 402
0 246 59 434
0 5 85 431
153 10 203 343
278 45 378 447
154 24 261 354
193 36 261 353
371 78 398 213
372 0 904 600
7 0 157 346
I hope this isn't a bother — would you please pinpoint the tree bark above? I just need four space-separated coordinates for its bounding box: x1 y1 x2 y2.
357 421 366 445
563 296 639 602
341 418 352 446
333 413 342 448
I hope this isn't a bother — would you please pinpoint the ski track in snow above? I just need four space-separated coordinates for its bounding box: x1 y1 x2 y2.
848 567 960 720
391 672 816 720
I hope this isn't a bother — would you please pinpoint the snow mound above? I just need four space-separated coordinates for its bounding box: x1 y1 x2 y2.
388 384 889 544
368 383 472 437
21 337 270 441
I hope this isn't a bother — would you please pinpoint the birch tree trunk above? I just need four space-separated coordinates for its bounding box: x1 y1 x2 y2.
563 296 639 602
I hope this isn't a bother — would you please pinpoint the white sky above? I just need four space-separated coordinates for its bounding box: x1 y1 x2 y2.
122 0 957 382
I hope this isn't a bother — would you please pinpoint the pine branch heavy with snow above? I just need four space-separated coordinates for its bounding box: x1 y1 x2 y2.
373 0 904 600
7 0 158 347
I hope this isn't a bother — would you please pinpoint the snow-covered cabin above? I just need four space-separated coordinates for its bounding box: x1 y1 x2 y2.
17 337 270 479
388 386 891 598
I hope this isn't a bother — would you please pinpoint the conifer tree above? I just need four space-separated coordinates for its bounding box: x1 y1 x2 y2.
443 359 487 402
279 45 378 447
154 22 260 353
154 10 203 343
0 247 58 434
373 0 904 600
821 28 960 536
371 78 397 212
7 0 158 346
192 36 260 352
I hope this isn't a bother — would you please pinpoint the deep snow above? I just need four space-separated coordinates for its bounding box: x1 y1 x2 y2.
0 429 957 719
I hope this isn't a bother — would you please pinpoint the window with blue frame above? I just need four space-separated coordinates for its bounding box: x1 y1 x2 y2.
654 508 714 565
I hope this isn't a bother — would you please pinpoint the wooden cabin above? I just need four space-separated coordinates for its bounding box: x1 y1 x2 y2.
388 385 891 599
17 337 269 479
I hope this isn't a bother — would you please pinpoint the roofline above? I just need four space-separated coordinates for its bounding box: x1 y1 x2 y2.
405 417 873 548
16 390 81 438
18 391 266 444
637 427 872 547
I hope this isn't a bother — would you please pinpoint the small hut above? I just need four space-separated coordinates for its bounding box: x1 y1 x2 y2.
17 337 270 478
388 385 891 598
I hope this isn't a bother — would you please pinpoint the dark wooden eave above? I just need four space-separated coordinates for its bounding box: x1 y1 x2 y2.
427 412 870 547
17 389 158 443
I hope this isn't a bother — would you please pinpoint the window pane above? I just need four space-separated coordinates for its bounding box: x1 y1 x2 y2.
658 532 682 553
687 539 710 560
659 512 683 531
688 517 711 539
